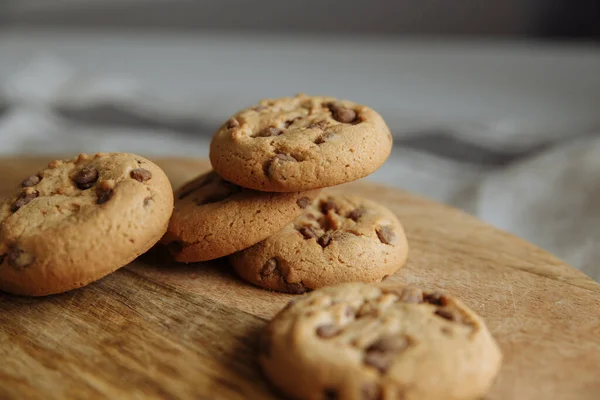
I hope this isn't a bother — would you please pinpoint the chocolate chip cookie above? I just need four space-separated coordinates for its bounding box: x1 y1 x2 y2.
209 94 393 192
162 170 320 262
229 195 408 293
260 283 502 400
0 153 173 296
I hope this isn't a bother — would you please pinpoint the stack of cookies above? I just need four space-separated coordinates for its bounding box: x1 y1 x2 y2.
163 94 409 293
0 94 501 400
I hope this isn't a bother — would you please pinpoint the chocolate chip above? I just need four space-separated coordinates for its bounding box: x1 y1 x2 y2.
11 191 39 212
347 208 365 221
320 199 339 214
423 293 449 306
299 226 318 239
0 254 5 265
284 281 307 294
8 247 34 270
397 287 424 304
364 336 411 373
260 258 279 279
316 323 340 338
73 166 99 190
143 196 153 207
263 154 297 178
257 127 283 137
435 308 457 322
361 383 382 400
21 175 41 187
327 102 358 123
317 232 333 248
315 131 335 145
375 226 396 245
323 389 338 400
226 118 239 129
130 168 152 182
96 187 114 204
296 197 310 209
368 336 411 353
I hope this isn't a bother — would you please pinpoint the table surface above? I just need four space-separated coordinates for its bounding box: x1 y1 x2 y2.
0 157 599 400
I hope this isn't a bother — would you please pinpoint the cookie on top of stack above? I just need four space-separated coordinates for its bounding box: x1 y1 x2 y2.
164 93 409 293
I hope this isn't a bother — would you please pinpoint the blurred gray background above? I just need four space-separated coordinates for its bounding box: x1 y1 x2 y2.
1 0 599 38
0 0 599 281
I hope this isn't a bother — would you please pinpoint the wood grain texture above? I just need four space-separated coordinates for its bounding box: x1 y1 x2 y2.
0 156 599 400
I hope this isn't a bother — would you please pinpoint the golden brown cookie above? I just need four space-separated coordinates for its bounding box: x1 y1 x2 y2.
162 170 320 262
0 153 173 296
230 195 408 293
209 94 393 192
260 283 502 400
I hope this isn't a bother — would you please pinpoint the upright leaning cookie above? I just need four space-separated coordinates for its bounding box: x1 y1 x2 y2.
162 170 320 262
230 195 408 293
0 153 173 296
260 283 503 400
210 94 393 192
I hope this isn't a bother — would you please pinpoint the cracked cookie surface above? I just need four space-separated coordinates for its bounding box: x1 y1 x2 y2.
162 170 320 262
0 153 173 296
260 283 502 400
229 195 408 293
209 94 393 192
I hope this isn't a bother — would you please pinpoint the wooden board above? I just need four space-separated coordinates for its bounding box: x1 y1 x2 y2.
0 157 599 400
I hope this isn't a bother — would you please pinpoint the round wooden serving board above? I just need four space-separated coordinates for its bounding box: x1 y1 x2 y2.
0 157 599 400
